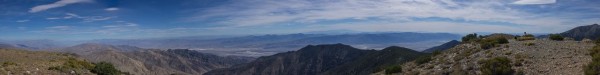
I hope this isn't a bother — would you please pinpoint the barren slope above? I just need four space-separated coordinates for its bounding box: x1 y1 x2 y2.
377 39 594 75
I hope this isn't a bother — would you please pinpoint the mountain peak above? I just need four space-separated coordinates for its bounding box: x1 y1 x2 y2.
560 24 600 40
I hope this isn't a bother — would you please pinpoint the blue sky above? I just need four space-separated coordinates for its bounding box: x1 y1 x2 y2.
1 0 599 40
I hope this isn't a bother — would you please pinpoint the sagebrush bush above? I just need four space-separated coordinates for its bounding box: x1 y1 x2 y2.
517 34 535 41
48 57 94 73
517 37 535 41
91 62 122 75
523 34 534 37
480 57 514 75
549 34 564 41
524 42 535 46
415 55 432 65
385 65 402 74
1 62 17 67
462 33 479 42
479 37 509 49
48 58 123 75
585 45 600 75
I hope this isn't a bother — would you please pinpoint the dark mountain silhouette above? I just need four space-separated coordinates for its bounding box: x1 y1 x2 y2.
560 24 600 40
422 40 460 53
204 44 426 75
321 46 425 75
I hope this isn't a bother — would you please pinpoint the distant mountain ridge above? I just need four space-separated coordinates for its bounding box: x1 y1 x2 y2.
422 40 460 53
87 32 459 57
61 43 254 75
204 44 426 75
560 24 600 40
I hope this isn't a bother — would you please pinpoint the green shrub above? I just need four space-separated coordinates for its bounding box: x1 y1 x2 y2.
65 58 94 69
1 62 17 67
584 58 600 75
462 33 479 42
549 34 564 41
48 57 95 73
524 42 535 46
515 70 525 75
595 38 600 45
585 45 600 75
415 55 432 65
479 37 509 49
91 62 121 75
385 65 402 74
431 50 442 56
480 57 514 75
523 34 534 37
517 37 535 41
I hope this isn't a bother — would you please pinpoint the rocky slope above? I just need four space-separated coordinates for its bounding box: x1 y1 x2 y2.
560 24 600 40
422 40 460 53
61 43 254 75
0 47 94 75
204 44 426 75
379 39 594 75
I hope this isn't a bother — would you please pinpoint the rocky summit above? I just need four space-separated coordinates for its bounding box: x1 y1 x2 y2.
376 38 595 75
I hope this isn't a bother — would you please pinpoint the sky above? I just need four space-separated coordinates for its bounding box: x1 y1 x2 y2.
1 0 599 40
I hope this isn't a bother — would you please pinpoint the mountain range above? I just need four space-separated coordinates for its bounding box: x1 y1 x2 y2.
88 32 460 57
59 43 254 75
204 44 426 75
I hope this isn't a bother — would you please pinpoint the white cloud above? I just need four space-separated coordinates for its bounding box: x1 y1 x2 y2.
192 0 528 26
82 16 115 22
512 0 556 5
16 20 30 22
46 17 61 20
51 13 115 22
105 7 119 11
102 23 138 28
124 23 138 26
64 13 83 19
102 25 119 28
187 0 595 33
29 0 93 13
46 26 70 30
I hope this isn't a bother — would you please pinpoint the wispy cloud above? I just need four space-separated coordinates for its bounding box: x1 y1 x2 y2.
16 20 30 22
47 26 70 30
512 0 556 5
191 0 526 26
105 7 119 11
29 0 93 13
187 0 598 33
102 22 139 28
46 17 61 20
49 13 115 22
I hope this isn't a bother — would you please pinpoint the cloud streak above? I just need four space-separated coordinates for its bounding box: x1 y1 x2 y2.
187 0 598 33
512 0 556 5
29 0 93 13
192 0 527 26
